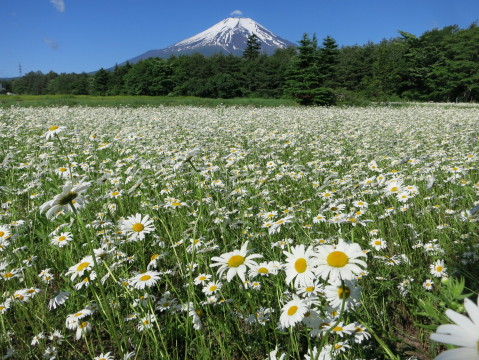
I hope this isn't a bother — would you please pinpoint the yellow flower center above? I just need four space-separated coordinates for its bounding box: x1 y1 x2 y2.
305 286 314 293
294 258 307 273
132 223 144 232
49 126 59 131
58 191 78 206
209 285 218 292
436 266 443 272
76 262 90 271
74 312 83 317
111 191 119 196
326 251 349 268
257 267 269 274
0 231 4 237
79 321 88 328
59 167 67 172
227 255 245 268
140 274 151 281
287 305 298 316
58 236 66 242
338 286 351 299
198 276 206 281
390 186 399 192
333 326 343 332
3 272 13 278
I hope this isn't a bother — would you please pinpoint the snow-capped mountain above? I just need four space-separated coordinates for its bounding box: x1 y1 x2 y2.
124 17 295 64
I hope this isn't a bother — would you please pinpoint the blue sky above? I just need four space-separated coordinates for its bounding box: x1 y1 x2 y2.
1 0 478 78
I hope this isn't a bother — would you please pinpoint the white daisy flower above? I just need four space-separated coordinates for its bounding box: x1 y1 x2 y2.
51 232 73 247
430 259 447 278
65 256 94 281
279 295 308 329
202 281 222 296
315 239 367 282
369 237 387 251
268 216 294 235
45 125 66 140
129 271 161 290
210 241 262 282
75 320 92 340
94 352 114 360
120 213 155 241
193 273 212 285
283 244 317 288
49 291 70 310
0 226 11 240
324 280 361 310
430 294 479 360
40 181 90 219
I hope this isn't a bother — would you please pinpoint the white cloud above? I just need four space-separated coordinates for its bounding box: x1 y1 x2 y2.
44 38 59 50
230 10 243 17
50 0 65 12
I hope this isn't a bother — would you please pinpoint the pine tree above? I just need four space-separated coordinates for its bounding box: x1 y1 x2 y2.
319 35 339 88
284 33 335 105
242 34 262 60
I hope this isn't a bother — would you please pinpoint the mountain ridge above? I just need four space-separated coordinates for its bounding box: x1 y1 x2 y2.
119 17 295 66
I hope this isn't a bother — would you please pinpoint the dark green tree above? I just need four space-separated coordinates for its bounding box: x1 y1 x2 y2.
12 71 54 94
336 43 375 92
109 63 131 95
242 34 262 60
284 33 335 105
45 72 88 94
90 68 111 96
124 58 174 96
318 35 339 88
363 38 408 99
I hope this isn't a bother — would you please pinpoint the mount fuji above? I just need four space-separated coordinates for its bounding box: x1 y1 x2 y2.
123 17 295 64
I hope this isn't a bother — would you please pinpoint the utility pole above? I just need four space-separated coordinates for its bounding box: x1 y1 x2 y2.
18 63 23 77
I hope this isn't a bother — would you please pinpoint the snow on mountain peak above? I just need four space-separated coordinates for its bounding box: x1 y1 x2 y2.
169 17 294 54
123 17 295 65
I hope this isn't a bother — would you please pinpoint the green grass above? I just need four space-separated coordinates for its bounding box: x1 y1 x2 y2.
0 95 298 108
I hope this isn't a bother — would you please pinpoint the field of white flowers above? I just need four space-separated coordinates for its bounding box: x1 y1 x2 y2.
0 104 478 360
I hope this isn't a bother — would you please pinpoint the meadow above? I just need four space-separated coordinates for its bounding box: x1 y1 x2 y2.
0 95 298 108
0 104 478 360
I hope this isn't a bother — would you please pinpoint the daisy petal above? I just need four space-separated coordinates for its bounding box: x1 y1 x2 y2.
464 297 479 326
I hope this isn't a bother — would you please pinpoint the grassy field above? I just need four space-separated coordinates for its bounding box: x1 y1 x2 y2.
0 95 298 108
0 105 478 360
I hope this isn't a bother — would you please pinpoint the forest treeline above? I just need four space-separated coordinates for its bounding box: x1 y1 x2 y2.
5 23 479 104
